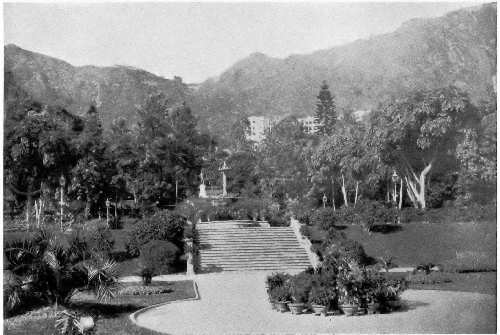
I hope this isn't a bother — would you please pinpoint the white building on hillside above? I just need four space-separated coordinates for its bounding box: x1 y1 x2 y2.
298 116 319 134
247 116 274 142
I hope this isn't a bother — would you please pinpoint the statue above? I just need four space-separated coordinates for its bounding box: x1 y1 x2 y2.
199 172 207 198
219 161 230 197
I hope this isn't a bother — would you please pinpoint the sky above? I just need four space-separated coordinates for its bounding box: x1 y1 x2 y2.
4 2 482 83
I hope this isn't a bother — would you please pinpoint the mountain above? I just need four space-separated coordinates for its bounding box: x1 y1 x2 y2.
4 4 497 135
4 44 189 127
190 3 497 134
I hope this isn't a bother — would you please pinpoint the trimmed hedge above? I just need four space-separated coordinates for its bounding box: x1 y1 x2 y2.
139 240 180 275
126 210 185 257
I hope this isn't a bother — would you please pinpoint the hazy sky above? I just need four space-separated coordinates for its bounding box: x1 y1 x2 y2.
4 2 481 83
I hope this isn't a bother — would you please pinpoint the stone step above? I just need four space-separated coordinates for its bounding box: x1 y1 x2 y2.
198 240 299 247
201 264 309 271
200 252 310 259
199 246 308 255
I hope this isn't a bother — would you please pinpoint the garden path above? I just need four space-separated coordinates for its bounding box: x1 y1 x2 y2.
132 271 496 334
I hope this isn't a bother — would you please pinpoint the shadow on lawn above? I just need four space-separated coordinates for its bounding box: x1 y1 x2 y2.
391 300 430 313
70 301 141 318
370 224 403 234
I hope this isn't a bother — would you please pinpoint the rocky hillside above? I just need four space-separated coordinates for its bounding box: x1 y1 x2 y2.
4 44 189 127
190 3 496 134
4 4 496 135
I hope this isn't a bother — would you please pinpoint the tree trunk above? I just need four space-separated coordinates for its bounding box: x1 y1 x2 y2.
398 179 403 210
331 177 336 211
84 199 91 219
341 174 348 207
404 161 433 209
354 181 359 207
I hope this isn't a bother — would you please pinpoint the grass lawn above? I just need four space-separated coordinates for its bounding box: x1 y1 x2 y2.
4 280 196 335
310 220 496 270
408 272 497 296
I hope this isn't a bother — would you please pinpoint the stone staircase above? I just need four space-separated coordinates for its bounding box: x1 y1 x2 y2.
197 222 312 272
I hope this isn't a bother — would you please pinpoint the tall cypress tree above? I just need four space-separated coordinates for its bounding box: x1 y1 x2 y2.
314 81 337 135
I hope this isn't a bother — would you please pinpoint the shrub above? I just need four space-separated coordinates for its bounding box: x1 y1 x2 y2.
408 272 453 285
139 240 181 275
354 200 399 230
266 272 291 291
85 223 115 256
267 215 288 227
269 285 291 302
442 251 496 273
311 208 339 230
108 215 123 230
308 285 332 306
290 271 313 303
126 210 185 257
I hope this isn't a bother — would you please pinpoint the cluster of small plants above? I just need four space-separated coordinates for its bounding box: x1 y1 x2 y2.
118 285 172 296
266 248 407 316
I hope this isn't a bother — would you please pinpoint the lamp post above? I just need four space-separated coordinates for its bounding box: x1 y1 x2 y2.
59 174 66 231
392 170 398 205
105 198 110 227
322 193 327 208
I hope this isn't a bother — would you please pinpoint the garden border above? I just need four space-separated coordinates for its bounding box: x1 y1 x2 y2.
128 280 200 329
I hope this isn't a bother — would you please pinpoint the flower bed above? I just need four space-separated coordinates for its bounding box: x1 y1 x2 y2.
118 285 173 296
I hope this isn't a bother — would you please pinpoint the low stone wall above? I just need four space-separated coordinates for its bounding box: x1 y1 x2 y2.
290 218 321 269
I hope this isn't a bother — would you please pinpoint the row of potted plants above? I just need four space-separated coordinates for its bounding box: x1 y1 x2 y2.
266 262 406 317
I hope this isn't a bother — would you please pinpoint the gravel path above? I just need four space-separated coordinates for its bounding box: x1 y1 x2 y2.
133 271 496 334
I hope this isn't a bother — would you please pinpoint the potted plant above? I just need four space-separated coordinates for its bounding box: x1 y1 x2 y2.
339 286 359 316
270 286 291 313
308 285 331 316
287 280 309 314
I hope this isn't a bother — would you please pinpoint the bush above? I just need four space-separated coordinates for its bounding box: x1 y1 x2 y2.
108 215 123 230
266 272 291 291
85 223 115 256
269 285 291 302
290 271 313 303
267 215 288 227
311 208 339 231
408 272 453 285
354 200 399 230
308 285 333 306
139 240 181 275
126 210 185 257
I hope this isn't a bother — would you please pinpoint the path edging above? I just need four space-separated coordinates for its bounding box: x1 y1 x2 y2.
129 280 200 329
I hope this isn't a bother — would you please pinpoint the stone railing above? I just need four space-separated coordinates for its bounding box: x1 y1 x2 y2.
290 217 321 270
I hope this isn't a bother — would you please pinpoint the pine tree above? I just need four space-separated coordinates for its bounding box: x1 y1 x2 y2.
314 81 337 135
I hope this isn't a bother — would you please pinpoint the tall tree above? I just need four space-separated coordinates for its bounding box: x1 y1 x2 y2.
373 87 480 209
4 102 77 225
135 94 205 207
70 106 111 218
314 81 337 136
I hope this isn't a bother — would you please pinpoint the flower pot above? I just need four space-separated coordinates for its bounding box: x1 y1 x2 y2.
288 302 305 315
311 304 327 316
276 301 290 313
341 304 358 316
367 302 379 314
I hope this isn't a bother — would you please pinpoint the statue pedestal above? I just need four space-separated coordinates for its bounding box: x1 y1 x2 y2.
199 184 207 198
